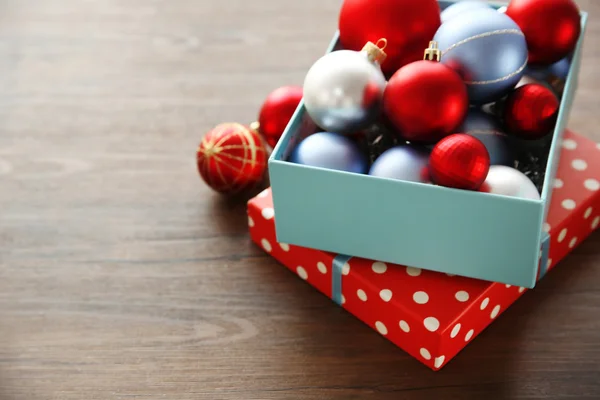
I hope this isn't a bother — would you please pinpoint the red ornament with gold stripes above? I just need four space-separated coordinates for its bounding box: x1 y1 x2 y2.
196 123 268 194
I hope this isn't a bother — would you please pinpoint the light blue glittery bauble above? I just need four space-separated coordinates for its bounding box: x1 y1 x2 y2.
289 132 368 174
369 145 430 183
433 8 528 105
441 0 493 23
457 109 514 166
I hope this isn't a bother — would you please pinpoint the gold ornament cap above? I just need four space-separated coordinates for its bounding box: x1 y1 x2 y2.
362 39 388 64
424 41 442 62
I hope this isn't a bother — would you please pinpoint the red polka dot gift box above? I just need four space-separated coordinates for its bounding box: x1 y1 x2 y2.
247 130 600 371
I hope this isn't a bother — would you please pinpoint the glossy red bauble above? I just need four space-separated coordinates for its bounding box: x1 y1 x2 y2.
383 60 469 143
258 86 303 148
504 84 560 140
430 134 490 191
506 0 581 65
339 0 441 76
197 123 268 194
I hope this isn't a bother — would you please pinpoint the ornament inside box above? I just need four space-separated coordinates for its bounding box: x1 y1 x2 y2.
268 0 588 289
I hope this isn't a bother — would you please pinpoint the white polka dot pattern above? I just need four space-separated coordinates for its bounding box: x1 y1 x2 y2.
375 321 388 335
434 356 445 369
584 179 600 191
465 329 474 342
491 305 501 319
399 320 410 333
572 159 588 171
248 216 255 227
480 298 489 310
406 267 422 276
455 291 469 302
261 207 275 220
380 289 393 302
297 266 308 280
317 262 327 274
372 262 387 274
562 199 576 210
279 243 290 252
342 263 350 276
451 324 461 338
593 217 600 230
558 229 567 243
585 207 593 219
420 348 431 360
562 139 577 150
261 239 272 253
554 179 564 189
413 291 429 305
357 289 367 302
569 237 577 248
424 317 440 332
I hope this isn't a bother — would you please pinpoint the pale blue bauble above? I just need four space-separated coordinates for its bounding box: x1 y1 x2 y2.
369 146 430 183
441 1 493 23
527 57 571 81
434 8 528 105
289 132 368 174
457 109 514 166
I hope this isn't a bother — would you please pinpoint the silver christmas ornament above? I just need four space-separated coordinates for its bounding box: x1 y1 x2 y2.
484 165 541 200
303 40 388 135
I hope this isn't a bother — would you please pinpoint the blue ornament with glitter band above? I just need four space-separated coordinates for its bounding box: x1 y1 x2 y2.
433 7 528 105
440 0 493 23
369 145 430 183
289 131 368 174
457 109 514 166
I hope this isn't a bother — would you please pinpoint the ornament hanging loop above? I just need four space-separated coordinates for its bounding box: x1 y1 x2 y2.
362 38 388 64
424 41 442 62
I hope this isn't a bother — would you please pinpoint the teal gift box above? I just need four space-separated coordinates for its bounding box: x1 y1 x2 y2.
268 1 588 289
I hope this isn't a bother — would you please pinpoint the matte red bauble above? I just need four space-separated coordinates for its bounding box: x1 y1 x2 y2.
430 134 490 191
506 0 581 65
197 123 268 194
339 0 441 76
383 60 468 143
504 84 560 140
258 86 303 148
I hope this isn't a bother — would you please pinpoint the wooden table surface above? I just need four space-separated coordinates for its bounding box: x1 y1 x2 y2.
1 0 599 399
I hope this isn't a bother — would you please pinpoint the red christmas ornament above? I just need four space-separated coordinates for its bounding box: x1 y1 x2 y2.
504 84 560 140
430 134 490 191
258 86 303 148
339 0 441 76
197 123 267 194
383 59 469 143
506 0 581 65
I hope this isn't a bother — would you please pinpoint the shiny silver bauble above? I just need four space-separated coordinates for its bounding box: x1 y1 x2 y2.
303 50 387 134
484 166 541 200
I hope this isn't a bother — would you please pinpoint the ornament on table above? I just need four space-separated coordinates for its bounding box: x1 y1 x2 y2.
503 84 560 140
458 109 514 166
289 131 368 174
338 0 441 76
429 134 490 191
481 166 540 200
197 123 268 195
256 86 303 148
383 41 468 144
303 39 387 135
369 145 430 183
433 7 528 104
440 0 492 23
506 0 581 66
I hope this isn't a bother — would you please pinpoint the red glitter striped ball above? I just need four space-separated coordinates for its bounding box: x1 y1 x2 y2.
430 134 490 191
197 123 268 194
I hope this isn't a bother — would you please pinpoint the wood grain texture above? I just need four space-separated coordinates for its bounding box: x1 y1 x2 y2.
0 0 599 398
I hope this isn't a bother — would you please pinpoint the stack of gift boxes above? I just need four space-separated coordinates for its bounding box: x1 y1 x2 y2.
247 0 595 370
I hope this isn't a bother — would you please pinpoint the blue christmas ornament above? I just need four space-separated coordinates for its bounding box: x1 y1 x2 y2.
289 131 368 174
433 8 528 105
458 109 514 166
441 1 492 23
369 145 430 183
527 57 571 81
